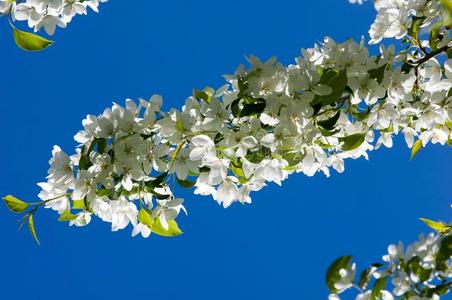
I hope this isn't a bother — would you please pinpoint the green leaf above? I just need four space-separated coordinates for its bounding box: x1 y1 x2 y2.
176 177 196 188
429 27 440 51
237 76 249 98
436 235 452 272
401 62 415 73
370 277 387 300
282 152 303 167
230 99 241 117
193 89 212 103
13 28 54 51
72 199 86 210
318 111 341 131
311 103 323 116
319 127 341 137
97 138 108 154
78 145 92 171
150 190 171 200
424 283 451 298
2 195 29 213
420 218 450 233
405 256 432 282
176 118 185 132
326 256 353 293
145 172 168 190
28 215 40 245
358 269 372 290
368 64 387 85
410 139 423 160
441 0 452 25
445 120 452 130
358 263 383 290
245 147 270 164
96 188 113 197
339 133 366 151
151 218 183 237
408 16 424 40
58 209 78 222
230 162 245 178
311 69 347 107
239 98 266 118
138 208 154 229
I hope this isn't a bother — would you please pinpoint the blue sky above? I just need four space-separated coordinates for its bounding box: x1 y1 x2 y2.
0 1 450 299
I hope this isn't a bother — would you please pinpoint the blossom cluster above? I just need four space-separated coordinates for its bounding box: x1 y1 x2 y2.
327 230 451 300
5 0 451 239
368 0 442 45
0 0 106 35
3 1 452 240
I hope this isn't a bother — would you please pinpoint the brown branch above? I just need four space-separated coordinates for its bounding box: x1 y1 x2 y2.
415 44 451 66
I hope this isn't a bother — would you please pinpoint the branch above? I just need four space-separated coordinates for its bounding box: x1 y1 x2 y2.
415 44 452 66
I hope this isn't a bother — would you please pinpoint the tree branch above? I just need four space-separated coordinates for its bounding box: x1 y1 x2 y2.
415 44 452 66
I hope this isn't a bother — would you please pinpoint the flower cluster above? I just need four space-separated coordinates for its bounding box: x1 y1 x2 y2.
0 0 450 244
0 0 106 35
36 96 187 236
327 228 452 300
368 0 442 45
3 0 452 240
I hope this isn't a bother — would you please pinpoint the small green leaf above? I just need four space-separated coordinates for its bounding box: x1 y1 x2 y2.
138 208 154 229
176 118 185 132
58 209 78 222
13 28 54 51
230 99 241 117
149 190 171 200
358 263 383 290
151 218 183 237
445 120 452 130
339 133 366 151
405 256 432 282
425 283 451 298
319 127 341 137
72 199 86 210
2 195 29 213
230 162 245 178
408 16 424 40
193 89 212 103
145 172 168 190
282 152 303 167
311 69 347 107
96 188 112 197
237 76 250 98
96 138 108 154
420 218 450 233
368 64 387 84
28 215 40 245
441 0 452 25
410 139 423 160
429 28 440 51
239 98 266 118
245 147 270 164
370 277 387 300
176 177 196 188
78 145 92 171
318 111 341 131
436 235 452 272
326 256 353 293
